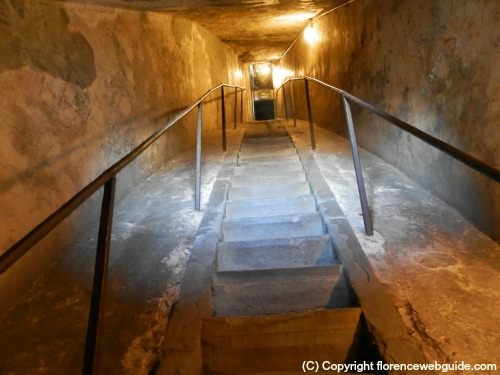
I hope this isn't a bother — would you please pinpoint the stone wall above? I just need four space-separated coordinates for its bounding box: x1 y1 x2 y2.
0 0 243 310
278 0 499 239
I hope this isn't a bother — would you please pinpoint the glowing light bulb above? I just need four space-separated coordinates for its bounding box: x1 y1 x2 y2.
304 20 319 45
259 65 272 76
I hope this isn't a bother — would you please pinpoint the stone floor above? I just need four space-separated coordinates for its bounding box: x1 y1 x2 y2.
0 129 245 375
1 120 498 375
286 119 499 375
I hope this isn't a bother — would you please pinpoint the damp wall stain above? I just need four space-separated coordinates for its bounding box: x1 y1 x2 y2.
0 0 96 88
0 1 243 313
279 0 499 239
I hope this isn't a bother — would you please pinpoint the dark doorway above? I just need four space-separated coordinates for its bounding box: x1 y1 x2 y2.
250 63 275 120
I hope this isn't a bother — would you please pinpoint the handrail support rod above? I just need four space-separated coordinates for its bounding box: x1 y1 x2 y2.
342 95 373 236
282 86 288 121
290 81 297 127
240 88 244 123
82 177 116 374
304 79 316 150
221 86 227 151
234 87 238 129
195 102 203 211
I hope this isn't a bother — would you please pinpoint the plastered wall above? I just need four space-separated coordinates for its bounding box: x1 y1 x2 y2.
278 0 499 239
0 0 243 310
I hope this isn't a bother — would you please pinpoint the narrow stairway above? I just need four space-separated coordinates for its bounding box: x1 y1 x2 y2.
201 121 380 374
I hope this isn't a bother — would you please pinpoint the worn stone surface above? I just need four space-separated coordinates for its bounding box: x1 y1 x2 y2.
158 131 242 375
290 122 432 373
212 265 348 316
278 0 500 239
202 308 363 374
3 120 497 374
288 119 500 374
0 129 243 375
0 0 243 311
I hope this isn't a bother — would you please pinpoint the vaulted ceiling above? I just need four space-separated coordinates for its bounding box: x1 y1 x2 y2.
68 0 348 62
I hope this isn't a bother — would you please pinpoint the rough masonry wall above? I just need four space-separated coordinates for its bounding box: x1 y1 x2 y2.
0 0 243 309
278 0 499 239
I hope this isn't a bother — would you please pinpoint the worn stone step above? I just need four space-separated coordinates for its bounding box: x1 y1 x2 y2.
222 212 324 242
230 170 307 188
225 194 316 219
237 153 300 166
233 164 304 177
240 142 294 152
242 135 290 142
203 308 363 373
228 181 310 201
243 132 289 139
245 130 287 135
241 137 290 143
244 132 287 138
211 265 349 316
233 160 303 175
238 148 297 160
216 235 334 272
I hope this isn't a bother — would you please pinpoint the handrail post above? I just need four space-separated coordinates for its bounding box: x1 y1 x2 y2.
234 87 238 129
290 81 297 127
304 79 316 150
273 90 278 120
282 85 288 121
221 86 227 151
240 88 244 123
341 94 373 236
83 177 116 375
195 102 203 211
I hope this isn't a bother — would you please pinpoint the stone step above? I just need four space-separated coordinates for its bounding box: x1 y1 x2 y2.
203 309 363 373
227 181 311 201
233 160 303 176
233 164 304 177
202 308 363 373
216 235 334 272
237 153 300 166
244 128 287 135
222 212 324 242
242 135 290 142
238 148 297 160
225 194 316 219
240 142 294 152
244 132 288 138
242 139 290 146
230 170 307 188
211 265 349 316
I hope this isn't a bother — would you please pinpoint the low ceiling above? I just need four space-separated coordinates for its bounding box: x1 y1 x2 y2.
68 0 348 62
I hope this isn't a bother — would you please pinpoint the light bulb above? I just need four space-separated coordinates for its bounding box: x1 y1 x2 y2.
304 19 319 45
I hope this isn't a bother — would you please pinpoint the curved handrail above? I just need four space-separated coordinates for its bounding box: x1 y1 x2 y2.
0 83 245 274
276 76 500 182
1 82 245 375
275 76 499 236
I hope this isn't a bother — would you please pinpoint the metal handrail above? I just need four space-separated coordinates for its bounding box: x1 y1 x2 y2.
276 76 500 235
0 82 245 374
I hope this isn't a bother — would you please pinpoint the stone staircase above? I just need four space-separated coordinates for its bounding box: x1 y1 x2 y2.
201 122 378 374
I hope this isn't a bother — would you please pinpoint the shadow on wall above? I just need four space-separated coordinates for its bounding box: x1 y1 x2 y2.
0 0 96 88
0 104 189 197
